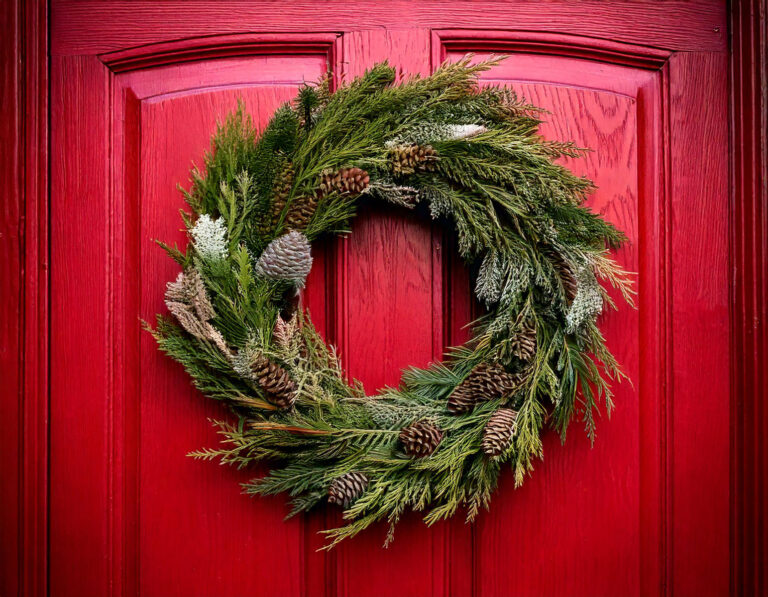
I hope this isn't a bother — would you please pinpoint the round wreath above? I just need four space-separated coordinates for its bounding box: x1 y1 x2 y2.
148 57 634 547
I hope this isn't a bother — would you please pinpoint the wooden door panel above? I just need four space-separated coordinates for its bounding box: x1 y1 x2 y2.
471 58 645 597
49 6 730 597
139 88 304 597
52 43 333 597
136 59 327 597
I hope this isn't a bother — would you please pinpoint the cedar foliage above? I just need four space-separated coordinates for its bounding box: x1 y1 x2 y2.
148 57 635 548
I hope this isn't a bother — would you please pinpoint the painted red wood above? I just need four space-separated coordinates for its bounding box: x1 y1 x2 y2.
0 3 23 595
40 2 737 596
730 1 768 595
1 2 48 597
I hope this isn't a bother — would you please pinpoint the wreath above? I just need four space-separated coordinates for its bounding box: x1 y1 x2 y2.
148 57 634 548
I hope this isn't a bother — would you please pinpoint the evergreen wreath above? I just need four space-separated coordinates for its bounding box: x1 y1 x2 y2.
147 57 635 548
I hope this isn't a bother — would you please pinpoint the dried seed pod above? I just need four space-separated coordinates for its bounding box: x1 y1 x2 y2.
510 318 537 362
255 231 313 287
482 408 519 457
251 356 297 409
283 194 319 230
552 253 579 302
447 362 523 414
399 420 444 457
328 472 370 508
389 144 438 175
318 167 370 197
267 160 295 232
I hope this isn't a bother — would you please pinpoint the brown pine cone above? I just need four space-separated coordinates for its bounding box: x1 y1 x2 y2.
511 318 537 362
284 194 319 230
264 160 295 233
318 167 370 197
447 362 523 414
482 408 519 457
328 472 369 508
251 356 297 409
271 162 294 213
552 253 578 302
389 144 438 175
446 383 476 415
399 420 444 458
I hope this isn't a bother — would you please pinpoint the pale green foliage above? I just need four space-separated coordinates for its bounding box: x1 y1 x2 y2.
148 57 635 548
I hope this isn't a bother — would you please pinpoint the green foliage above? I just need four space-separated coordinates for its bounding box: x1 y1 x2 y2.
149 57 635 548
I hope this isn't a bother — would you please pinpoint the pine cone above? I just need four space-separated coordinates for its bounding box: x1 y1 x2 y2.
273 312 299 349
284 194 318 230
269 161 295 229
318 167 370 197
447 362 523 414
328 472 369 508
482 408 519 457
255 231 313 287
389 144 438 175
399 420 443 457
552 254 578 302
251 356 297 409
511 319 537 362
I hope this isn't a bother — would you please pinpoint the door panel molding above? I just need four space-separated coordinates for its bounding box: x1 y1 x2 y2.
431 29 729 597
431 29 672 69
3 2 756 596
99 32 341 73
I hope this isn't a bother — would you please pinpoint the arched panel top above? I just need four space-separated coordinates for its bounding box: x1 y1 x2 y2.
99 32 340 74
432 30 671 71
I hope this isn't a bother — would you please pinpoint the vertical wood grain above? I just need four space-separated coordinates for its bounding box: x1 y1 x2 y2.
50 54 111 597
321 28 476 597
466 59 644 597
1 1 49 595
0 1 22 594
43 5 739 597
668 51 730 597
138 86 306 597
730 1 768 595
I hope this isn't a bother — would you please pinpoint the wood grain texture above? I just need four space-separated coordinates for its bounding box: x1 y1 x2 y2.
0 1 22 595
322 28 475 597
1 1 48 595
668 51 730 597
45 5 736 597
462 52 645 597
51 0 727 55
135 57 326 597
50 54 111 597
730 2 768 595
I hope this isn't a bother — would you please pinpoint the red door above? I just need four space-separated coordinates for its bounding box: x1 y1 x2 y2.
49 3 730 596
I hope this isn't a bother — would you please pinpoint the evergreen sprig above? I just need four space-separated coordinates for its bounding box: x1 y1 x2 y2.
149 57 634 548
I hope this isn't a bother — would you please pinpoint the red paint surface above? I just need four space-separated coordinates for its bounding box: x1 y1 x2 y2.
7 1 763 596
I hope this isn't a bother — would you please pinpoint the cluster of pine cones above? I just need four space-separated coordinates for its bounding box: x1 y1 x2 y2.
256 153 537 510
269 165 371 232
265 145 436 238
327 322 537 509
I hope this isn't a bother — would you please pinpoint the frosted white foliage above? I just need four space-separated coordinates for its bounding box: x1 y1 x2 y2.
363 181 420 208
475 251 504 306
191 214 228 261
565 267 604 333
423 187 453 220
445 124 488 139
387 122 488 146
231 348 254 379
499 256 532 308
364 401 432 429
